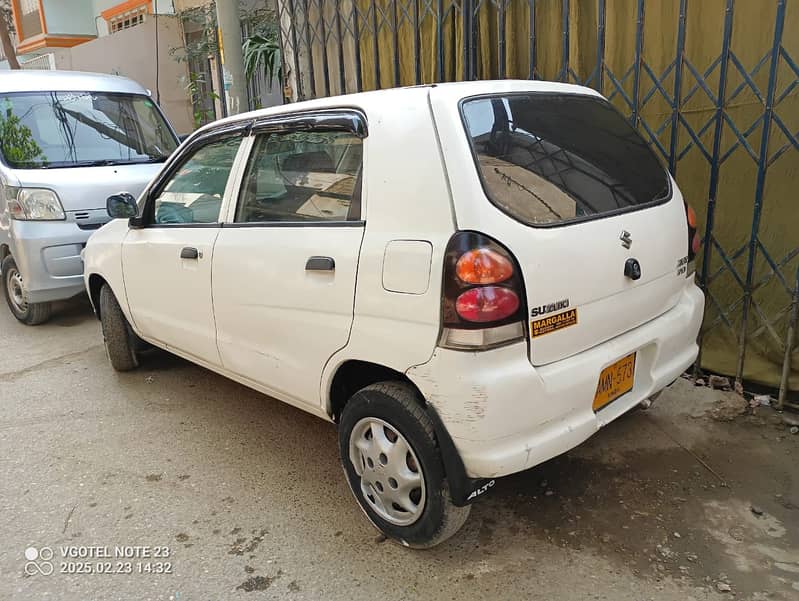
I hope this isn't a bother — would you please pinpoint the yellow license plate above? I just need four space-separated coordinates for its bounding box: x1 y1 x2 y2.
593 353 636 411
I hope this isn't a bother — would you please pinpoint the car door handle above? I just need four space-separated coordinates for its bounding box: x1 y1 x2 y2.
305 256 335 271
180 247 199 260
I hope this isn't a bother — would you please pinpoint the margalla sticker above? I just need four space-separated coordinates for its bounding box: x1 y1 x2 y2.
531 308 578 337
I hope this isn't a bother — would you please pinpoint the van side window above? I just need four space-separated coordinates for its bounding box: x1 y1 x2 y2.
235 131 363 223
151 137 241 225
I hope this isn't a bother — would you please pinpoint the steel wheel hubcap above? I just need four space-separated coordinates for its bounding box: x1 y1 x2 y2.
348 417 426 526
6 267 27 312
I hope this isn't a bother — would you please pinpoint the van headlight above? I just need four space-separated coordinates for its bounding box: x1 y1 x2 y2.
7 187 66 220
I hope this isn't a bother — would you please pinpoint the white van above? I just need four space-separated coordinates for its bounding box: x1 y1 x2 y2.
0 70 178 324
84 80 704 548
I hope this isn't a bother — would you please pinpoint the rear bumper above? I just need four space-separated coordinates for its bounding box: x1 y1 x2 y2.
7 220 92 303
407 281 704 479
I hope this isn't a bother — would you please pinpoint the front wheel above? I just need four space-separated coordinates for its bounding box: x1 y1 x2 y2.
338 382 471 548
99 284 140 372
1 255 52 325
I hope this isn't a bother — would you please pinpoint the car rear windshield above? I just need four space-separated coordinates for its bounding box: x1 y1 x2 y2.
461 94 670 226
0 91 178 169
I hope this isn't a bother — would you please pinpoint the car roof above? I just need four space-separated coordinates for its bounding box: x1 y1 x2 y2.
0 70 150 95
193 79 602 138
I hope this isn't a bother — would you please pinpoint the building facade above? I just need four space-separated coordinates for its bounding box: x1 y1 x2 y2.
1 1 194 131
2 0 281 132
8 0 176 59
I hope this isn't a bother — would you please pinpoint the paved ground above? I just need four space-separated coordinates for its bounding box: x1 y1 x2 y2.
1 297 798 601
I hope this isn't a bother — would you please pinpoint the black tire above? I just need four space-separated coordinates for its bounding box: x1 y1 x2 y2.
1 255 52 325
338 381 470 548
99 284 139 372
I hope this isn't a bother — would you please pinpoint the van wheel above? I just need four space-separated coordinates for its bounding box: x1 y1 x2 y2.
338 382 471 548
99 284 139 372
2 255 52 325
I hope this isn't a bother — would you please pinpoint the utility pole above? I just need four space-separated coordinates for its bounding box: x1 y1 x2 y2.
215 0 246 115
0 2 21 69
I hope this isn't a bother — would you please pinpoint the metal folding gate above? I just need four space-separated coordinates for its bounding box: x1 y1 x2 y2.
277 0 799 407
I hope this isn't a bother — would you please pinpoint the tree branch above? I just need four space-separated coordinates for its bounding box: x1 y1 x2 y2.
0 6 20 70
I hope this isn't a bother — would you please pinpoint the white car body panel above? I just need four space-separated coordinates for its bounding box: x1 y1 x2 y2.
84 80 704 480
82 217 131 319
213 224 365 407
429 82 689 366
318 88 456 412
118 138 251 367
381 240 434 294
407 279 703 477
122 226 222 365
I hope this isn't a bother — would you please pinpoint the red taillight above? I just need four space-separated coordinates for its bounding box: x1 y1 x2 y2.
684 202 700 262
691 231 701 254
686 205 697 229
441 231 526 343
455 286 520 323
455 248 513 284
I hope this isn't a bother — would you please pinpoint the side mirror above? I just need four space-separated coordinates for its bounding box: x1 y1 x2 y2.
106 192 138 219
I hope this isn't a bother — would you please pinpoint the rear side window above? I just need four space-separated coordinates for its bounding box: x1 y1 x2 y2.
461 94 670 226
236 130 363 223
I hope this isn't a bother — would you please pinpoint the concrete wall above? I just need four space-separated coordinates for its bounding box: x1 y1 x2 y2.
17 47 73 69
69 16 194 134
51 48 75 69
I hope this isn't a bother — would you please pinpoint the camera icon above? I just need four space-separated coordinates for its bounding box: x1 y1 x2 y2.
24 546 54 576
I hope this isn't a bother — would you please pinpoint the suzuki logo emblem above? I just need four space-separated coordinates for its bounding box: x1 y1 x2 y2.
620 230 633 249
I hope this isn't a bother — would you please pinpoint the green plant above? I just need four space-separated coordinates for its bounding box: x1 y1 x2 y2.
240 5 281 92
0 108 46 166
170 4 219 66
242 32 281 92
185 72 219 129
171 3 282 117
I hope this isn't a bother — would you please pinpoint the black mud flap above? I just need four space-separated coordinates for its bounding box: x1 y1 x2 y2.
425 404 496 507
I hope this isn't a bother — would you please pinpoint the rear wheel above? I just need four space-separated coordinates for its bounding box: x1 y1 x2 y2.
99 284 139 372
2 255 52 325
338 382 470 548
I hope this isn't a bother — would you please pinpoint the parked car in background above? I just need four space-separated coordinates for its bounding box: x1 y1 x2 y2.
0 70 178 324
83 81 704 548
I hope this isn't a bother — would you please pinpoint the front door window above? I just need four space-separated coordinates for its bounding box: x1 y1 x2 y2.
150 137 241 224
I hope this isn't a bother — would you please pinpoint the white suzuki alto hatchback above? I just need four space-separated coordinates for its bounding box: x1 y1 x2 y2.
84 80 704 548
